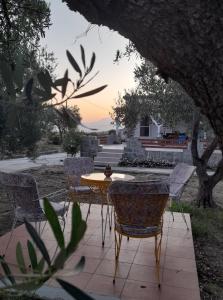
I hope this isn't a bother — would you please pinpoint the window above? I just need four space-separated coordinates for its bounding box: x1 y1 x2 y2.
140 116 150 136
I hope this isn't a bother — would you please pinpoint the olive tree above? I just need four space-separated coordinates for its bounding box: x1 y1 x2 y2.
64 0 223 146
113 61 223 207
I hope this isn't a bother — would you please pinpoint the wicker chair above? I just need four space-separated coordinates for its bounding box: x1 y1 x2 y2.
0 171 69 254
64 157 98 220
109 180 169 287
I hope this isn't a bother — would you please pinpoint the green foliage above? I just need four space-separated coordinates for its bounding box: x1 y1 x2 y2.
111 92 141 137
43 198 65 249
63 129 82 156
47 132 61 145
36 46 107 107
171 202 223 239
0 0 51 64
112 61 195 134
0 44 106 158
57 279 94 300
0 199 88 299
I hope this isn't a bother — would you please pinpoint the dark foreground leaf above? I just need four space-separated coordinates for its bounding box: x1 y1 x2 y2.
57 278 94 300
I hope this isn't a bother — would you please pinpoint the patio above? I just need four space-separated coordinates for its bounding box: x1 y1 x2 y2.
0 203 200 300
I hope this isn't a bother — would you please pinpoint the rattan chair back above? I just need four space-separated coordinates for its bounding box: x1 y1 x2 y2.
64 157 94 186
109 180 169 227
0 171 42 215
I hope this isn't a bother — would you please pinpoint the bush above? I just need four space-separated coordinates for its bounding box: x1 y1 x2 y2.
118 157 174 168
63 129 82 156
48 132 61 145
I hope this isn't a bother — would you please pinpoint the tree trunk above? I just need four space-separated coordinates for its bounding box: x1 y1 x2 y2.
64 0 223 146
191 111 223 207
197 178 215 208
196 163 216 208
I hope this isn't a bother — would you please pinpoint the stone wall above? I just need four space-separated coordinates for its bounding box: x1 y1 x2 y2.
123 137 146 160
123 139 222 168
80 136 100 159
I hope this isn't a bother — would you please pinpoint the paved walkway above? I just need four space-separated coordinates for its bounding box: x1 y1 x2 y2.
0 151 213 177
0 152 173 175
0 153 67 173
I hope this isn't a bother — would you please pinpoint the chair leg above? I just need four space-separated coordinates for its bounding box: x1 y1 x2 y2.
40 220 48 236
154 233 162 288
85 202 92 222
66 201 71 218
113 231 122 284
4 217 17 256
170 210 174 222
110 205 113 231
180 207 189 230
108 204 112 231
102 204 110 246
101 203 104 247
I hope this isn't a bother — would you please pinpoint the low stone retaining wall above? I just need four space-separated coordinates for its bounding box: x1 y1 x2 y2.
124 138 222 168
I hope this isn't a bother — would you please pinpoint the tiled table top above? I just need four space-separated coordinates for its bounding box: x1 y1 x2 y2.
0 204 200 300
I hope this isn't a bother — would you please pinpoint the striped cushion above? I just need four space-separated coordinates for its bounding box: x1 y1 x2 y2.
115 221 160 236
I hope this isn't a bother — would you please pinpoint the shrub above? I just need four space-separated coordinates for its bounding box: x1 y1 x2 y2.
63 129 82 156
48 132 61 145
119 157 174 168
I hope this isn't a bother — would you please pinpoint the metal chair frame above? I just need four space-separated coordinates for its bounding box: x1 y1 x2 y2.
109 180 169 287
0 172 68 255
64 157 97 221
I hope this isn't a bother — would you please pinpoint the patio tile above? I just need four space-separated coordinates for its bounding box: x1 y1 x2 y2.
105 248 136 263
167 235 194 248
121 280 160 300
168 218 192 229
65 255 101 274
58 272 92 290
164 255 197 272
138 237 167 254
128 264 161 284
111 238 140 251
96 259 131 279
162 268 199 289
75 245 109 259
167 227 192 238
159 285 200 300
86 274 125 297
170 212 190 223
0 204 200 300
165 244 195 260
133 251 165 268
87 234 114 247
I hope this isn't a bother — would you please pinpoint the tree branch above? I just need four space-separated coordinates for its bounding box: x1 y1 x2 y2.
191 111 201 166
201 137 218 163
211 157 223 187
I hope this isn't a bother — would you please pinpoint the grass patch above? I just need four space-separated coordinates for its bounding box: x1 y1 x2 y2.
171 202 223 239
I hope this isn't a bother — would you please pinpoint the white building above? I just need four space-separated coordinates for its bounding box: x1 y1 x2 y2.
133 115 189 139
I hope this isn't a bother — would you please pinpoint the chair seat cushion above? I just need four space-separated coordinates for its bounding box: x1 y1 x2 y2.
115 221 161 237
71 185 92 193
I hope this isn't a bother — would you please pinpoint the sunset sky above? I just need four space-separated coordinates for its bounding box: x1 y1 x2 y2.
41 1 139 123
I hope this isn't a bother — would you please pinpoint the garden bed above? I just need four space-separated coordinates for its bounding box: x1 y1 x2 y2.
118 157 174 168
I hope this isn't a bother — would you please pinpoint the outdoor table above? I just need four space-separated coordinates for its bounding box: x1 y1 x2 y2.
81 172 135 246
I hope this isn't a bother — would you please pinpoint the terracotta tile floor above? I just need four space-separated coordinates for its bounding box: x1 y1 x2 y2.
0 204 200 300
